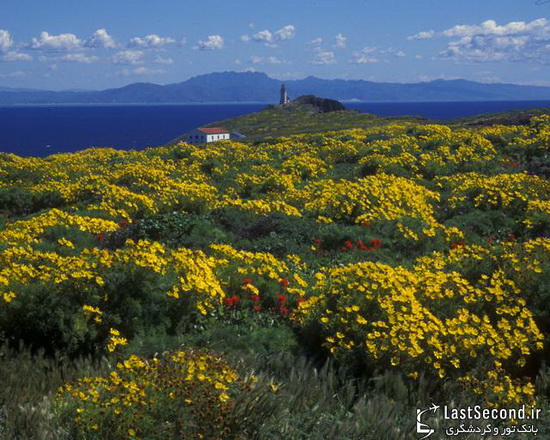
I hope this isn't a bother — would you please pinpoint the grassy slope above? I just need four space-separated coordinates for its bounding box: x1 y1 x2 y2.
169 104 430 144
169 102 550 144
449 107 550 128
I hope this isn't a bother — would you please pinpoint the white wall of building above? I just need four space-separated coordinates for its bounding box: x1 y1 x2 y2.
183 131 229 144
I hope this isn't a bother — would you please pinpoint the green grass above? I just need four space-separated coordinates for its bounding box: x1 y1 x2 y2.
169 104 430 143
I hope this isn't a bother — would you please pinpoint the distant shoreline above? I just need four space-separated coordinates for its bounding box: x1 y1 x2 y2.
2 99 550 108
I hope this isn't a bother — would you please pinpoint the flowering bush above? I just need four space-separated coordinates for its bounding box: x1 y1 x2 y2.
302 258 543 404
57 349 250 439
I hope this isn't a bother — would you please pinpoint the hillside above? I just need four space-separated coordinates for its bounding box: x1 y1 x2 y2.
197 98 430 141
172 97 549 142
1 113 550 438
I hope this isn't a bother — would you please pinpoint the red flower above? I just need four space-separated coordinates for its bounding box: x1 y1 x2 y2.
357 240 368 251
362 220 371 227
486 236 494 244
277 294 287 304
253 305 261 313
224 295 240 307
97 233 105 242
314 238 322 244
243 277 253 285
296 297 306 304
344 240 354 249
370 238 382 251
279 306 289 315
280 278 289 288
251 294 260 302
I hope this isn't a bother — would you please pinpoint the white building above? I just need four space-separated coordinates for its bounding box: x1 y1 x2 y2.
183 127 230 145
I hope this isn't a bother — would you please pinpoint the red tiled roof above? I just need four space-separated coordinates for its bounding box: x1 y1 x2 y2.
197 127 228 134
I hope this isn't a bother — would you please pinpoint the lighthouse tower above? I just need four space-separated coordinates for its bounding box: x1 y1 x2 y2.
279 83 290 105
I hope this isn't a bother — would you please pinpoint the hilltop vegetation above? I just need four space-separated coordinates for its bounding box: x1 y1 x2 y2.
1 114 550 439
198 101 429 141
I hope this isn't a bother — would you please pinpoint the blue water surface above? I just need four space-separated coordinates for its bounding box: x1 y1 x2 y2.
0 100 548 157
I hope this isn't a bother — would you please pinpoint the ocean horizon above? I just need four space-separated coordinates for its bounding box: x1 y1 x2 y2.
1 100 549 157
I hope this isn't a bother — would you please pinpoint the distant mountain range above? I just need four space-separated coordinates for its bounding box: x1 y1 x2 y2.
1 71 550 104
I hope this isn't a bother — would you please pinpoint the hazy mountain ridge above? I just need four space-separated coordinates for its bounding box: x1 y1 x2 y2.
1 71 550 104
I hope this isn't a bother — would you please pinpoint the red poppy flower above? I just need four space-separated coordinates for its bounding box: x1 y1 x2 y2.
357 240 368 251
279 306 289 315
251 294 260 302
280 278 289 288
253 305 261 313
224 295 240 307
344 240 354 249
243 277 253 285
370 238 382 250
277 294 287 303
314 238 322 244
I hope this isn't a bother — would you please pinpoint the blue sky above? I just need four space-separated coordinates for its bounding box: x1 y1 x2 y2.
1 0 548 90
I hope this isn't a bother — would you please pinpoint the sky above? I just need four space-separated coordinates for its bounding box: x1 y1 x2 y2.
0 0 549 90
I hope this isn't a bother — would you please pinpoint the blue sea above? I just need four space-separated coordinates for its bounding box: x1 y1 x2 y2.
1 100 549 157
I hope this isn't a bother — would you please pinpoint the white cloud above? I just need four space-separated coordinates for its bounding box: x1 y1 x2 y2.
349 46 378 64
115 67 165 77
111 50 145 65
0 30 14 53
349 55 378 64
311 51 336 65
274 25 295 41
85 29 117 48
334 33 347 48
407 30 434 40
349 46 405 63
241 24 296 46
60 53 99 63
439 18 550 63
2 51 32 62
128 34 176 49
29 31 82 51
251 29 273 43
153 55 173 65
194 35 224 50
380 48 406 57
308 37 323 45
249 55 286 65
442 18 548 38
